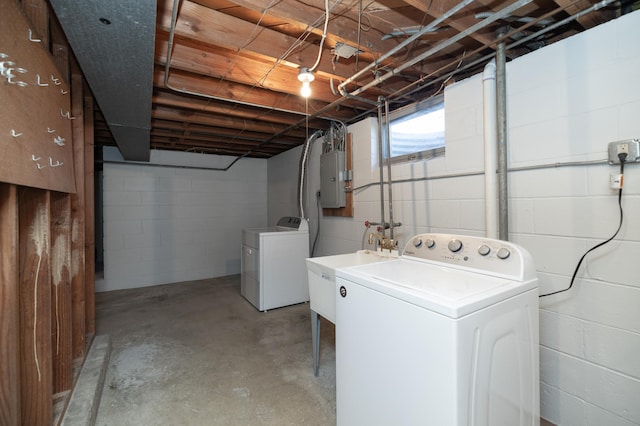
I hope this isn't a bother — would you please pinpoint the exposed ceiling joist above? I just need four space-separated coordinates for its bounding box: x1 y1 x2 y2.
52 0 623 160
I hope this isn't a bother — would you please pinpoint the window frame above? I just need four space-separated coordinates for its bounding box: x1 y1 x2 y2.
383 94 446 164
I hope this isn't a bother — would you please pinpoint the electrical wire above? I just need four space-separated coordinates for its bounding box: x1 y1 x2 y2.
309 0 331 72
539 154 627 298
311 190 322 256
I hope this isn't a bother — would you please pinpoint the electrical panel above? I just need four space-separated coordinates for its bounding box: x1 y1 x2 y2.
320 151 346 208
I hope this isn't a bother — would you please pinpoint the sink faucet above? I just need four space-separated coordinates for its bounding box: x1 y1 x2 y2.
368 233 397 251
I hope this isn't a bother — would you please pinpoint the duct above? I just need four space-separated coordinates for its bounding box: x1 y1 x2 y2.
339 0 533 100
496 30 509 241
50 0 155 162
483 60 499 239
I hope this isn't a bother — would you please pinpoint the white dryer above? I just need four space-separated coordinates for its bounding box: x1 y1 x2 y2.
335 233 539 426
241 217 309 311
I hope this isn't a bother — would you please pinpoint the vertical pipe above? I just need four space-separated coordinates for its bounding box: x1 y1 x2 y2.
383 98 396 240
483 60 499 239
376 98 386 236
496 30 509 241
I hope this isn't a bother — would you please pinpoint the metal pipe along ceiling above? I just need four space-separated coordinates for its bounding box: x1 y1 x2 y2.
163 0 614 164
339 0 534 100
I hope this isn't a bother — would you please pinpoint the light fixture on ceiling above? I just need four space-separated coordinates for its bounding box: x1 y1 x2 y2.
298 67 315 98
297 0 329 98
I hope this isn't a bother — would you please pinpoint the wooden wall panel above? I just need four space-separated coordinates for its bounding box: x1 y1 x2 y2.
1 2 97 423
0 183 20 426
50 192 72 393
20 0 50 49
83 92 96 336
70 74 86 356
0 0 75 193
19 188 53 426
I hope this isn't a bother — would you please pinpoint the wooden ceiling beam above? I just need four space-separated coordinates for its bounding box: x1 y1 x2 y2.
401 0 499 48
156 0 426 84
152 89 331 129
152 105 311 138
156 33 410 104
150 137 276 157
153 66 373 122
151 129 292 149
151 117 303 145
550 0 615 29
161 0 407 66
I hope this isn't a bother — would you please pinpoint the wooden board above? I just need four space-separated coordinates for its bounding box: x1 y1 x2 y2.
0 184 20 426
0 0 75 193
19 188 53 425
82 90 96 336
71 75 86 356
50 192 72 393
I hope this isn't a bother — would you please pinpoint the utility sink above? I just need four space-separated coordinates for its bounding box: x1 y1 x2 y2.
306 250 396 323
306 249 397 376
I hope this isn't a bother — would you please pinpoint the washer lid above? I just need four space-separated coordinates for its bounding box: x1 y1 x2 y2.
336 258 538 318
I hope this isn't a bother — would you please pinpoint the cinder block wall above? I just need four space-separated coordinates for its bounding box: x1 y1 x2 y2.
101 148 268 292
269 11 640 425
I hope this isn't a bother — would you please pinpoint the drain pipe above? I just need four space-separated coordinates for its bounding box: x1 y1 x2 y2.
483 60 499 239
496 29 509 241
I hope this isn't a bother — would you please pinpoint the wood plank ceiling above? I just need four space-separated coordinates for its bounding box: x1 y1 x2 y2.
92 0 629 159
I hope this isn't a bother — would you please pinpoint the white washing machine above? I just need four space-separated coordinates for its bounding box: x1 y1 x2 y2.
335 233 539 426
241 216 310 311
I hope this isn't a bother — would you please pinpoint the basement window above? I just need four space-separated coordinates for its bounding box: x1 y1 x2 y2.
384 95 445 163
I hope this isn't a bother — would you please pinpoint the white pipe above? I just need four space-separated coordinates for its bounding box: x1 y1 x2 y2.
483 60 499 239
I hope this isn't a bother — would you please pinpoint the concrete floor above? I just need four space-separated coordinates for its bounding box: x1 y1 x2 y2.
94 276 336 425
94 275 556 426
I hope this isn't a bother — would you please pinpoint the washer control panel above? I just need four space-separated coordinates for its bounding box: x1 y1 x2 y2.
275 216 309 231
402 233 534 279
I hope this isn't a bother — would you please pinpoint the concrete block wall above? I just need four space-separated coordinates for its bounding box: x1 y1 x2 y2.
506 12 640 425
100 148 268 292
269 11 640 425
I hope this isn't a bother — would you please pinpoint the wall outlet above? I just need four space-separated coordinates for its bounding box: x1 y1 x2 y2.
610 173 623 189
608 139 640 164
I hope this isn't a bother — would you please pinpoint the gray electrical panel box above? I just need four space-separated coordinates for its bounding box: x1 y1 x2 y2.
320 151 346 208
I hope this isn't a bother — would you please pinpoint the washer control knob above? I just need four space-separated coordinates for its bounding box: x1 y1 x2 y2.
497 247 511 259
448 239 463 253
425 238 436 249
413 238 423 248
478 244 491 256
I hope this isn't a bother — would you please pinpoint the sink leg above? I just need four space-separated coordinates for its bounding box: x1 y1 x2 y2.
311 309 320 376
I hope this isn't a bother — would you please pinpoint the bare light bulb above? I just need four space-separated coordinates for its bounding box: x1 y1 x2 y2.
301 82 311 98
298 67 314 98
